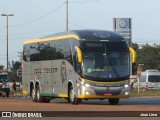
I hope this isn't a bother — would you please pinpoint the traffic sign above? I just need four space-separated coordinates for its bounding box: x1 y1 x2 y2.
17 69 22 77
137 65 141 78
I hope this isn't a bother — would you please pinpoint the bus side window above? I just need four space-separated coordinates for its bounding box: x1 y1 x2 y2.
75 53 81 75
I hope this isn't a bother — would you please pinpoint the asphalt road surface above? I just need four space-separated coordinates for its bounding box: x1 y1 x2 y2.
0 96 160 120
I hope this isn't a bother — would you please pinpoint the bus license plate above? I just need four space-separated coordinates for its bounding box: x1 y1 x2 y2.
104 93 112 96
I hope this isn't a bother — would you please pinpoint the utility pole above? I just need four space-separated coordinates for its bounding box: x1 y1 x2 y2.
1 14 14 71
66 0 68 31
17 51 23 87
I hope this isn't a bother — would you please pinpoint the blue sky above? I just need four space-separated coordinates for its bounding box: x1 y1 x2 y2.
0 0 160 67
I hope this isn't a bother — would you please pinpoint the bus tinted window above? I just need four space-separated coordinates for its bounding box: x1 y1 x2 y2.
23 40 67 61
0 75 9 82
81 41 128 52
23 38 80 62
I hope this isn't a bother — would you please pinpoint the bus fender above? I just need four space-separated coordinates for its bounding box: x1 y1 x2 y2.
68 80 78 97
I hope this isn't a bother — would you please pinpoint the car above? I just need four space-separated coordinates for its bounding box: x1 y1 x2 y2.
134 69 160 90
130 75 137 89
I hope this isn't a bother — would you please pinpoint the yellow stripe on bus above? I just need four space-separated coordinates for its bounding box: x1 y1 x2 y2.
78 95 129 99
24 34 80 44
58 94 68 98
80 77 129 84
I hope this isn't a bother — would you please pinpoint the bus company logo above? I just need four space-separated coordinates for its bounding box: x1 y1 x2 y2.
61 61 66 84
106 87 109 91
93 31 110 38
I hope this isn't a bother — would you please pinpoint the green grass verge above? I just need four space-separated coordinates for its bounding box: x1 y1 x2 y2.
130 88 160 97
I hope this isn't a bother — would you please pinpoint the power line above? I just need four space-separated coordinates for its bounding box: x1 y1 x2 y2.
10 3 65 27
69 0 102 4
0 28 64 39
0 53 18 57
69 21 88 29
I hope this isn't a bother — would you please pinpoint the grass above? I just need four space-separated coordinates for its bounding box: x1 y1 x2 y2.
130 88 160 96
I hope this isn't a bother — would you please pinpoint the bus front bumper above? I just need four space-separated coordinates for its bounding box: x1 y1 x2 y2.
77 85 130 99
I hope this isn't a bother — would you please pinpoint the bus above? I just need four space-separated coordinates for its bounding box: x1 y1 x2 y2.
22 30 136 105
0 70 10 97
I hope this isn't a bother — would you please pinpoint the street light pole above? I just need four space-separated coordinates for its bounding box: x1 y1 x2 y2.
1 14 14 71
66 0 68 31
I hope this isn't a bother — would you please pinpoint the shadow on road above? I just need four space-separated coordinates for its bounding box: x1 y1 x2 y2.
1 96 160 106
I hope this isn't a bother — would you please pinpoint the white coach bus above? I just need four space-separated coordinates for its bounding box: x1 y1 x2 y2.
22 30 136 105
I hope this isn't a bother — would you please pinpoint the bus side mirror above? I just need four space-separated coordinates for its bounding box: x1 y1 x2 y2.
129 47 136 64
74 46 83 63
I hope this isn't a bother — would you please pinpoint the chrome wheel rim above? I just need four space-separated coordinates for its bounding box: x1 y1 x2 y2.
70 88 74 102
37 89 40 101
32 89 36 100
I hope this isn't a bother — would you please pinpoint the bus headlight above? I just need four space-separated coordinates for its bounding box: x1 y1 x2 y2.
81 81 85 85
124 84 129 88
85 84 90 88
125 92 129 95
81 82 90 88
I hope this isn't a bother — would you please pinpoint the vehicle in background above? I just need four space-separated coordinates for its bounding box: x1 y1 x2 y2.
130 75 137 89
0 70 10 97
134 69 160 90
15 82 23 91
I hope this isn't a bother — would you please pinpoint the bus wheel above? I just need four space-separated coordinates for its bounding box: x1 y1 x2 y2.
32 88 37 102
108 98 119 105
69 86 81 105
44 97 51 103
6 92 9 97
36 85 45 102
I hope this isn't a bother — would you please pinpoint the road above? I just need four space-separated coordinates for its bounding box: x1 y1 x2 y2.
0 96 160 120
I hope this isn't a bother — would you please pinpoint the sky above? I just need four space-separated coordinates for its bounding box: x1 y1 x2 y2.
0 0 160 68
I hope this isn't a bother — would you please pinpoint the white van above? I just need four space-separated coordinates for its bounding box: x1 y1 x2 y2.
134 69 160 90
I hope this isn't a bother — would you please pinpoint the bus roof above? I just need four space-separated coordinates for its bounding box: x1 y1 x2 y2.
24 29 125 44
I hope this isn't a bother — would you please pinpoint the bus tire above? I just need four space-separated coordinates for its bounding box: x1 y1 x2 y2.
44 97 51 103
32 88 37 102
6 92 9 97
69 86 81 105
108 98 119 105
66 98 70 103
36 85 45 102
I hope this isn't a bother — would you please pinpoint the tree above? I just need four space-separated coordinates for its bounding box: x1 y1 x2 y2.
9 60 21 82
132 43 139 51
136 44 160 71
0 65 4 70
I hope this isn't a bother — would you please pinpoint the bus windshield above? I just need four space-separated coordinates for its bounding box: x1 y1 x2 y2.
0 75 9 82
81 41 130 81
